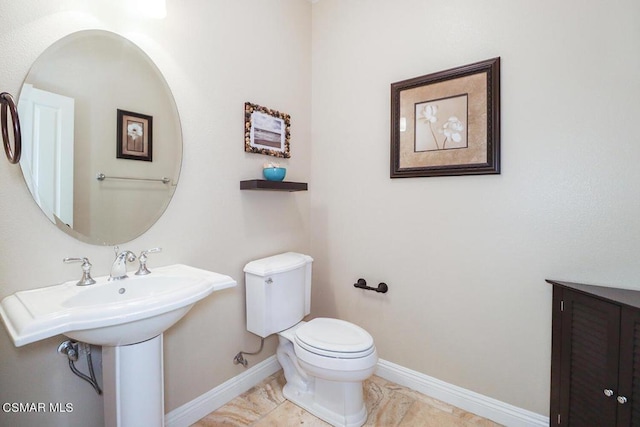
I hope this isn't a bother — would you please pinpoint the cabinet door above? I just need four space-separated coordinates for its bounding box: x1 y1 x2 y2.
617 307 640 426
560 289 620 426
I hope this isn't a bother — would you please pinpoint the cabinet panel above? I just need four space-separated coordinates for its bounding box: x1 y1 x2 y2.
560 289 620 426
617 308 640 426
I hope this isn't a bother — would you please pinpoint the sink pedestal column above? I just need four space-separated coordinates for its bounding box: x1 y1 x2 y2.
103 335 164 427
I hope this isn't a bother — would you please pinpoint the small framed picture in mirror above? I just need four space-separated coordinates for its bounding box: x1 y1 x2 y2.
117 109 153 162
244 102 291 158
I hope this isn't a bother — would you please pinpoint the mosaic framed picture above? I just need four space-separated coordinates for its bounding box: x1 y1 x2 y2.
390 57 500 178
244 102 291 158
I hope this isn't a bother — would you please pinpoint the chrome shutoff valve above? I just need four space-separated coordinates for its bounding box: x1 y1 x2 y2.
57 340 79 361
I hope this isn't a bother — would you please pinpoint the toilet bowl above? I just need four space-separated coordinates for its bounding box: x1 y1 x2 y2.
277 319 378 427
244 253 378 427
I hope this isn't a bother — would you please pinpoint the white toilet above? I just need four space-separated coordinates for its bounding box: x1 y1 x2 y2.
244 252 378 427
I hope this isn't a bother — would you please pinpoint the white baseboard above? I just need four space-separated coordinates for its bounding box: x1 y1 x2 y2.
165 356 548 427
375 359 549 427
164 356 281 427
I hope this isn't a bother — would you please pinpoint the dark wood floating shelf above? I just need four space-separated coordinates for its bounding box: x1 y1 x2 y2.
240 180 308 192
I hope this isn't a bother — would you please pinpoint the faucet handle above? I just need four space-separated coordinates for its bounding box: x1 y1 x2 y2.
135 248 162 276
63 257 97 286
140 247 162 257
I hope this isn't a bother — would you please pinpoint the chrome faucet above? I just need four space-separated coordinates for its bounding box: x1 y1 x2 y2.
109 248 137 281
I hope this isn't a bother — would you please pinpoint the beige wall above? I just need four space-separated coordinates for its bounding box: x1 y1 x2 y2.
0 1 311 426
310 0 640 416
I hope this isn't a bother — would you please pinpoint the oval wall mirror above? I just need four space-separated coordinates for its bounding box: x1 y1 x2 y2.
18 30 182 245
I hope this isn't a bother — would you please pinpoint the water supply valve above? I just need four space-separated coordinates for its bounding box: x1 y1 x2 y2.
57 340 79 361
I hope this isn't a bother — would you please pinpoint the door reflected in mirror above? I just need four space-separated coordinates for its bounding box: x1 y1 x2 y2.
18 30 182 245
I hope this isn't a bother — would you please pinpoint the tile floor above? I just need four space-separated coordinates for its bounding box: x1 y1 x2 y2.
192 371 502 426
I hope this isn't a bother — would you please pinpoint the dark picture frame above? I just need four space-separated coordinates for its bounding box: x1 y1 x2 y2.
390 57 500 178
244 102 291 158
117 109 153 162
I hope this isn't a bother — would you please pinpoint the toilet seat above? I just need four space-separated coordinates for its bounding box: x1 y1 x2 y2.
280 317 379 383
294 318 375 359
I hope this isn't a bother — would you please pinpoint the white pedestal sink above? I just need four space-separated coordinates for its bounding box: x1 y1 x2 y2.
0 264 237 426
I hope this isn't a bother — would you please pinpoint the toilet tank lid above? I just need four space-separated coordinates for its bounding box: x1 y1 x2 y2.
244 252 313 276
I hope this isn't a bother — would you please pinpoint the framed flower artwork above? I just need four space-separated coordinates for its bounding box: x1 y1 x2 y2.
390 58 500 178
117 109 153 162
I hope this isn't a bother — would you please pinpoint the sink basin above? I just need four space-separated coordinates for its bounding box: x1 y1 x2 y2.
0 264 236 346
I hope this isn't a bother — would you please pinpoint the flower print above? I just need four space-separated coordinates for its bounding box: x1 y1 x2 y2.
420 104 440 149
127 122 143 140
421 104 438 123
126 122 145 152
441 116 464 148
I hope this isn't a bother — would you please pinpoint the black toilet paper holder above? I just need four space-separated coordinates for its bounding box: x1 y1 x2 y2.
354 278 388 293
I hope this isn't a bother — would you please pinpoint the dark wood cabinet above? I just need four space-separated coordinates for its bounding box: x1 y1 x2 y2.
548 280 640 426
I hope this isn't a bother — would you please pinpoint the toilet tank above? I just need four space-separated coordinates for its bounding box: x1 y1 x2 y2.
244 252 313 338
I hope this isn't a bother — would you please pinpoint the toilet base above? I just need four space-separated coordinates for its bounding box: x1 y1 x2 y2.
282 378 367 427
276 332 370 427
